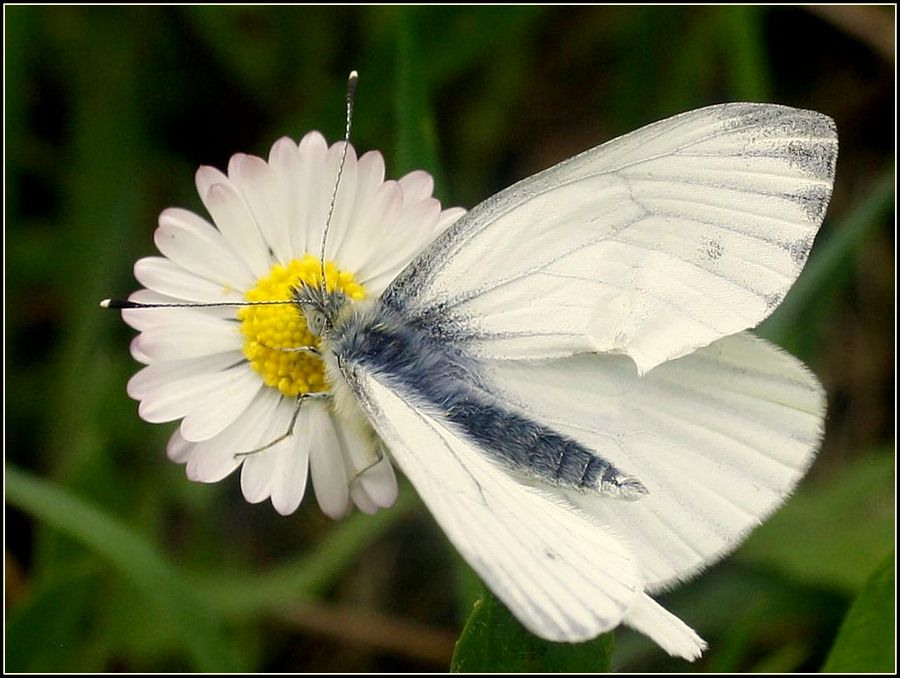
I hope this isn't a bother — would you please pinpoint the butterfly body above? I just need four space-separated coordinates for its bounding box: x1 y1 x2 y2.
319 294 647 497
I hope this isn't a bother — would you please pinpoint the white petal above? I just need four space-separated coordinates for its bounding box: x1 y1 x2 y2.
240 399 296 503
155 207 255 290
351 181 404 282
350 483 378 515
349 455 397 514
127 352 242 399
122 289 180 328
267 136 299 167
195 164 228 199
391 196 442 247
268 137 306 258
228 153 293 265
328 150 388 274
358 150 386 186
179 365 264 442
320 143 359 265
358 454 398 509
137 312 242 361
293 132 329 255
130 335 152 364
127 289 176 305
270 409 312 515
307 403 350 519
333 418 397 510
122 280 179 333
135 257 245 303
239 449 273 504
358 199 442 294
185 390 281 483
122 289 235 332
398 170 434 202
186 444 242 484
137 361 252 423
197 172 271 277
166 429 194 463
434 206 467 235
333 417 372 472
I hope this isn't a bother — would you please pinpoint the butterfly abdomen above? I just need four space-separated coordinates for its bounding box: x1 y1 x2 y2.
333 302 646 500
442 397 647 499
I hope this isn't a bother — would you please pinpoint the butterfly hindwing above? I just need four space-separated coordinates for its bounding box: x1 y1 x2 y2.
479 331 825 589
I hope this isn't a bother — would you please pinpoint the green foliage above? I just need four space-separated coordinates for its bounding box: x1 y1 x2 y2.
6 465 243 672
823 551 896 672
5 4 894 672
451 587 614 672
6 564 101 672
737 453 894 591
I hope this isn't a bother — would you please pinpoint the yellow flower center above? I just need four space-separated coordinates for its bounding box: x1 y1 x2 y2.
238 255 366 397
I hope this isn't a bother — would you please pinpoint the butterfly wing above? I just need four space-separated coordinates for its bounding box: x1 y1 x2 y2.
480 330 825 589
384 103 837 374
341 358 704 658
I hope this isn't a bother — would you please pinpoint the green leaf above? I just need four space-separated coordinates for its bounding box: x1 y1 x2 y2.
718 6 772 101
823 551 895 672
6 465 244 672
191 487 417 617
452 555 485 627
5 564 101 672
451 586 613 672
183 6 279 101
393 6 442 186
737 453 894 592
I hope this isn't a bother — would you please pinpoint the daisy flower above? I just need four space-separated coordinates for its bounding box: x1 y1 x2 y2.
121 133 466 518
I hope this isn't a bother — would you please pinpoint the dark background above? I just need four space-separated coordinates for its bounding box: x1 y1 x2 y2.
5 5 895 672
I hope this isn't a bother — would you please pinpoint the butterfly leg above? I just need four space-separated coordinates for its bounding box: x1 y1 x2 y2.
349 442 386 488
234 391 331 458
275 346 321 356
254 340 321 356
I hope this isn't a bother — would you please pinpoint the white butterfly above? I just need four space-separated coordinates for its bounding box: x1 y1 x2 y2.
303 103 837 660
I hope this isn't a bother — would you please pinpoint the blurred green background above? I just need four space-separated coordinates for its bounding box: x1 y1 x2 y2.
5 5 895 672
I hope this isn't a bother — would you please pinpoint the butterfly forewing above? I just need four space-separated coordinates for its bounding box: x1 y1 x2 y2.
383 103 837 374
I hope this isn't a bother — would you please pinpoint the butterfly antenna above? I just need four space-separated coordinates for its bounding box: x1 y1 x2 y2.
100 299 293 309
319 69 359 291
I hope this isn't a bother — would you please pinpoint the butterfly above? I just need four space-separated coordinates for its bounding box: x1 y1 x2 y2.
110 99 838 660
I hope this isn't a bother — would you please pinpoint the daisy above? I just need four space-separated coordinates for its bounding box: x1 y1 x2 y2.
121 132 466 518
